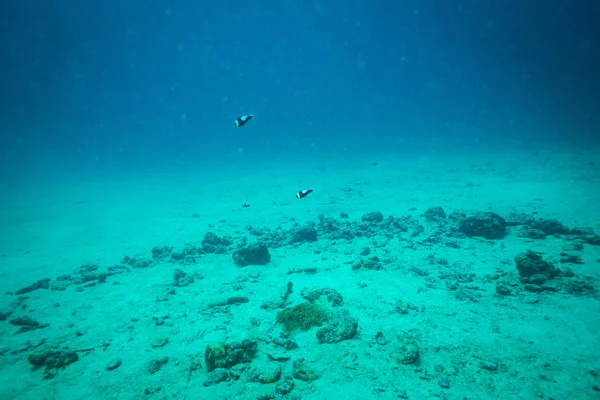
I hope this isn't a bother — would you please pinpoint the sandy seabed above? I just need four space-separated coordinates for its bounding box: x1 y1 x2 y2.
1 149 599 400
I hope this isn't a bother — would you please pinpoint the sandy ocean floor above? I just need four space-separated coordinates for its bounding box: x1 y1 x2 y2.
1 148 599 400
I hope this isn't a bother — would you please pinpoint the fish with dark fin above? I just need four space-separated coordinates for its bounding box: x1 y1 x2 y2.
296 189 313 199
234 114 254 127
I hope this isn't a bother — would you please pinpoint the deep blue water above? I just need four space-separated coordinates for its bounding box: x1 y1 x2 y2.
1 0 599 179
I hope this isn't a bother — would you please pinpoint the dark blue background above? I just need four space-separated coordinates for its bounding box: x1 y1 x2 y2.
1 0 598 177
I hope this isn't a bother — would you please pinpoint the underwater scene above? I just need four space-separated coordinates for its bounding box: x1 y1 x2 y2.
0 1 599 399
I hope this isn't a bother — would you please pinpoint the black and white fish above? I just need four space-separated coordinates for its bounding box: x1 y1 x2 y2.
296 189 313 199
234 114 254 127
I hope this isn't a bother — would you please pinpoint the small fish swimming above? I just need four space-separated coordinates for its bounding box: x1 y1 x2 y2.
296 189 313 199
234 114 254 127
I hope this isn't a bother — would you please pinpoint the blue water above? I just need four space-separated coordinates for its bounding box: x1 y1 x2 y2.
1 0 598 179
1 1 600 399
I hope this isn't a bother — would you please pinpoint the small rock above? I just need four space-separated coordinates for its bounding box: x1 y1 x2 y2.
393 342 420 365
423 206 446 222
495 283 512 296
232 243 271 267
204 368 231 386
106 358 122 371
563 267 575 277
362 211 384 223
143 386 162 395
15 278 51 295
459 212 507 239
515 250 558 279
439 380 450 389
249 362 282 384
276 376 295 395
528 274 548 285
147 357 168 374
151 337 169 348
481 361 498 371
173 269 194 286
0 310 12 321
316 308 358 344
292 359 319 382
291 225 318 243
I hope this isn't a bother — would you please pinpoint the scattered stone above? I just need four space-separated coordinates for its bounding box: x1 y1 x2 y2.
352 256 383 271
504 212 535 226
524 284 544 293
0 310 12 321
202 232 233 253
9 316 49 334
481 361 498 371
290 225 318 243
28 346 79 379
528 274 548 285
316 308 358 344
108 265 130 275
14 279 51 295
204 340 258 372
185 353 203 382
570 227 595 236
170 243 203 264
276 376 295 395
586 235 600 245
301 287 344 307
151 246 173 261
563 242 584 252
143 386 162 395
394 299 410 314
233 243 271 267
529 219 569 235
392 342 420 365
122 256 153 269
563 279 596 297
360 246 371 256
106 358 122 371
249 362 282 384
292 358 319 382
559 253 583 264
203 368 231 386
423 206 446 222
151 337 169 348
147 357 168 374
439 380 450 389
362 211 384 223
267 353 291 362
518 228 547 239
563 267 575 278
287 267 318 275
229 363 249 381
209 296 250 308
514 250 558 279
173 269 194 286
271 337 299 351
459 212 507 239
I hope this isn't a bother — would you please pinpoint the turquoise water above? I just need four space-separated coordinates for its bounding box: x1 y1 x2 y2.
1 1 599 399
